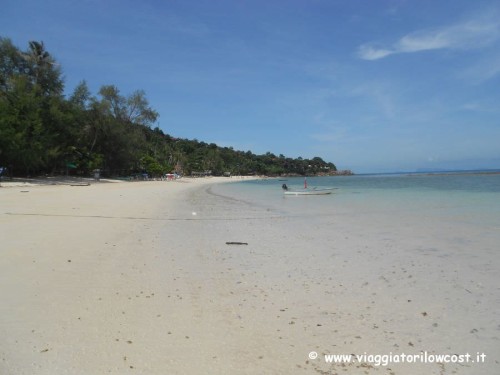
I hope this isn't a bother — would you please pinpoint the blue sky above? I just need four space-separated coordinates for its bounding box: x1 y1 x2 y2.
2 0 499 173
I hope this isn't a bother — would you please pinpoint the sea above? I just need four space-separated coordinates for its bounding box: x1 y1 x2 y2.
210 170 500 228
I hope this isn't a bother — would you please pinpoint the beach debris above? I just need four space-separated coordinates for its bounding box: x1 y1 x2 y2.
226 242 248 245
421 311 428 317
192 212 197 216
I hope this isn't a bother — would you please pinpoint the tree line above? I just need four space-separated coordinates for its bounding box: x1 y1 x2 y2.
0 37 337 178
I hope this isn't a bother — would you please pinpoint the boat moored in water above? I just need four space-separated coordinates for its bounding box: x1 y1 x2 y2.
283 188 334 195
281 181 335 195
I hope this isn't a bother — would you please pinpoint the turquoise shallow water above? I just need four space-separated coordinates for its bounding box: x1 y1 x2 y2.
211 173 500 228
232 172 500 193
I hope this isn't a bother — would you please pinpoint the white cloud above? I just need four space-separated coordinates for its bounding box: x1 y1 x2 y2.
460 97 500 113
357 45 394 60
358 14 500 60
459 53 500 83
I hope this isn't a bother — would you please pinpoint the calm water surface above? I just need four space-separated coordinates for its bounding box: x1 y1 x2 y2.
211 173 500 227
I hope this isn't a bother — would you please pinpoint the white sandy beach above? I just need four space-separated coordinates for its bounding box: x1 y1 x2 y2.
1 177 498 374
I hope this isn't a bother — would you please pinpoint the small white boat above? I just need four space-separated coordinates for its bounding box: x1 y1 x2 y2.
282 179 335 195
283 188 334 196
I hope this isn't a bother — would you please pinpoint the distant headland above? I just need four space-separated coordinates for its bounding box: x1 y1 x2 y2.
0 37 340 179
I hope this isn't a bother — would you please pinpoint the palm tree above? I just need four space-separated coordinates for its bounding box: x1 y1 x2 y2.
25 41 49 82
22 41 62 95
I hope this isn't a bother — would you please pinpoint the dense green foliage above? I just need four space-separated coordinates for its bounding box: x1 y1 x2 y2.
0 38 337 177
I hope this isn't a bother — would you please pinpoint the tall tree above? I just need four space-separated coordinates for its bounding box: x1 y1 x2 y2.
23 40 63 96
0 37 26 92
126 90 158 127
69 80 92 110
0 75 46 175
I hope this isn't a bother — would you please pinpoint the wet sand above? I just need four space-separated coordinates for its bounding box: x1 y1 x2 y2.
0 178 498 374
